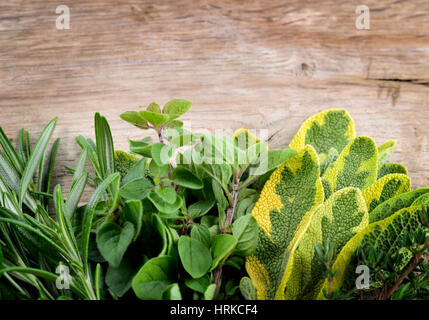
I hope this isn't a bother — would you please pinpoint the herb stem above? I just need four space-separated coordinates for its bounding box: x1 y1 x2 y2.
212 264 223 300
384 237 429 300
224 168 240 231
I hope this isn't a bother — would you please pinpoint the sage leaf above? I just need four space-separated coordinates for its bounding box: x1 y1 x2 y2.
240 277 256 300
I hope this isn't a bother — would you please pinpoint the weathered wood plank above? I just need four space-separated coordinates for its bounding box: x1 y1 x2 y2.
0 0 428 199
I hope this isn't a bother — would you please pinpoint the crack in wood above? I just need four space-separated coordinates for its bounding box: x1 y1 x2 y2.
368 78 429 88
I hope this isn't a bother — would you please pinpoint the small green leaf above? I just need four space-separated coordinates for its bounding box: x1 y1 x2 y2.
119 177 152 200
240 277 256 300
162 283 182 300
185 275 210 294
210 234 237 271
212 180 228 211
235 196 257 220
204 283 216 300
201 215 218 228
106 256 138 298
95 112 115 180
162 99 192 120
164 120 184 129
187 200 215 219
171 167 203 189
194 163 232 189
132 256 176 300
121 200 143 241
232 215 258 256
178 236 212 279
155 186 177 204
128 139 152 157
139 110 169 127
97 221 135 268
120 111 148 129
151 143 171 166
147 102 161 113
190 224 211 248
148 192 182 214
122 158 147 186
224 256 244 270
149 160 170 177
248 148 297 176
152 213 168 256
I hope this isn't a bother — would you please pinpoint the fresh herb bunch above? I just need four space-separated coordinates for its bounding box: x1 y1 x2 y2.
245 109 429 300
326 205 429 300
0 120 98 300
0 104 428 301
117 100 295 300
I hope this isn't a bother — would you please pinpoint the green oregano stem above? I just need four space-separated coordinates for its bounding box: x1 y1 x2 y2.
212 265 223 300
224 168 240 231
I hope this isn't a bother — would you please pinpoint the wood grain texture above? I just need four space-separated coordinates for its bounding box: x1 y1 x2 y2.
0 0 428 200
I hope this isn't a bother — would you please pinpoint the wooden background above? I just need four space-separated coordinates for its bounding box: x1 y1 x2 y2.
0 0 428 196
